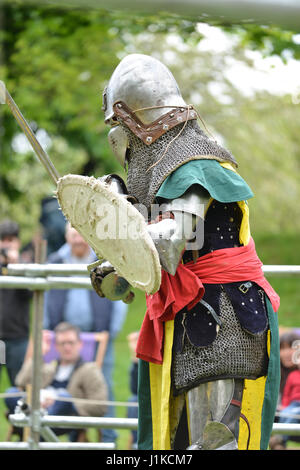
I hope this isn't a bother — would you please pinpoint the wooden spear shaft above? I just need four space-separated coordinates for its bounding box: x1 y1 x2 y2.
0 80 60 184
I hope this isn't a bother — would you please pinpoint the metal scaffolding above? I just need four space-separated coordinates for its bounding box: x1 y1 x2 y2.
0 252 138 450
19 0 300 31
0 261 300 450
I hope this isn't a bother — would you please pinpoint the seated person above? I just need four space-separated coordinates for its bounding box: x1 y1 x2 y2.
277 360 300 449
270 330 300 450
5 322 108 438
43 223 128 444
279 330 300 401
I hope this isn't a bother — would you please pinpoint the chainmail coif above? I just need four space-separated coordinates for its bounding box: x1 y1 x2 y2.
125 120 238 210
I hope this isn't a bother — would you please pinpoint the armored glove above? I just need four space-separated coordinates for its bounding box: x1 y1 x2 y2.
89 260 134 304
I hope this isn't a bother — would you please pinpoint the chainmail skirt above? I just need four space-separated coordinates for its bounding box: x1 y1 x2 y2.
172 290 269 396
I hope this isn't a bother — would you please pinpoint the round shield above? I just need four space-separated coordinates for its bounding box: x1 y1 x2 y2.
56 174 161 294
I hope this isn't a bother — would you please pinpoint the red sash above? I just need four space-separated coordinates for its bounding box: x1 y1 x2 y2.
136 237 280 364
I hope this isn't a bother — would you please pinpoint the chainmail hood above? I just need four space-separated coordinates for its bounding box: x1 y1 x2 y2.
125 120 238 211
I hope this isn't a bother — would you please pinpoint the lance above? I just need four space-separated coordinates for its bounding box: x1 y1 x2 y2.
0 80 60 184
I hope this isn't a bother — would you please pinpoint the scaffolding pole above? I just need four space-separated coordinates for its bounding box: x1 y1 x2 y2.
9 413 138 430
1 264 300 292
29 239 47 449
19 0 300 31
7 263 300 277
0 442 116 450
1 262 299 450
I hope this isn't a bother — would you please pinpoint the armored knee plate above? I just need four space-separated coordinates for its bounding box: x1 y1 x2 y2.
187 422 238 450
186 379 244 450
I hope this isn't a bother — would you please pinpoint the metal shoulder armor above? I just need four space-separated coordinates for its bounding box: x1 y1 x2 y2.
98 173 127 195
147 185 210 275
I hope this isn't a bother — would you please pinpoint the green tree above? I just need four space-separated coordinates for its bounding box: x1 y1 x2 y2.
0 2 299 241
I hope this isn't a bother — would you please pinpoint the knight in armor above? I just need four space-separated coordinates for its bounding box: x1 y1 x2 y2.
93 54 280 450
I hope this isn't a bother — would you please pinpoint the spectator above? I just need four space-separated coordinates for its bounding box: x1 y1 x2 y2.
277 332 300 447
279 331 300 399
276 363 300 449
40 196 66 256
43 223 127 443
5 322 108 440
269 330 300 450
281 364 300 410
0 219 32 385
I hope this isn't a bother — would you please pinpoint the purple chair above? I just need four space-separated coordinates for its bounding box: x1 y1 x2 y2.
43 331 109 367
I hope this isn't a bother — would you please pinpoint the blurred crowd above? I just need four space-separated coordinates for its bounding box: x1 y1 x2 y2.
0 199 130 445
269 328 300 450
1 200 300 449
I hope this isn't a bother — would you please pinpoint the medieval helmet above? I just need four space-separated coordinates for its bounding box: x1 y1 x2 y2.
103 53 187 124
103 54 189 164
102 54 237 209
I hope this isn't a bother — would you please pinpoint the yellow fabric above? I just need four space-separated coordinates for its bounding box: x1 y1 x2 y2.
204 197 250 247
238 377 266 449
220 162 238 173
238 331 271 449
150 328 270 451
149 161 258 450
204 197 214 216
149 320 174 450
219 162 251 246
237 200 251 246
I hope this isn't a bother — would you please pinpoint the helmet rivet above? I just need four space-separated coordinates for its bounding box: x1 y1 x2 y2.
163 124 169 130
146 136 152 143
170 113 174 117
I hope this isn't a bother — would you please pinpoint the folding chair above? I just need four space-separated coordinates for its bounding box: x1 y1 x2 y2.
6 331 109 442
43 330 109 367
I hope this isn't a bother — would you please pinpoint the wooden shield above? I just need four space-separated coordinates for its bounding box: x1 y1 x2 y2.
56 174 161 294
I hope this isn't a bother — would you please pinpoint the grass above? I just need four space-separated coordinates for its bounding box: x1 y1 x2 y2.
254 232 300 328
0 231 299 449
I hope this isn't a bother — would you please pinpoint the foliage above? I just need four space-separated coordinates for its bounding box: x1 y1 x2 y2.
228 24 300 61
0 2 299 243
0 4 299 448
122 29 300 235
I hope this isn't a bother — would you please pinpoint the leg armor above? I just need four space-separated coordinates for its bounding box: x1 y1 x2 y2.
186 379 244 450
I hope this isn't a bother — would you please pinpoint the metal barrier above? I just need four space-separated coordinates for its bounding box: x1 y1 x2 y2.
272 423 300 436
0 413 138 450
1 260 300 450
8 413 138 430
0 255 140 450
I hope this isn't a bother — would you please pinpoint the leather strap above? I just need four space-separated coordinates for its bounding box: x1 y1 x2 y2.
240 412 251 450
231 399 241 407
230 398 251 450
113 100 197 145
